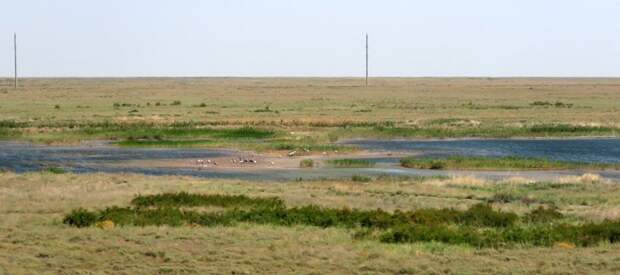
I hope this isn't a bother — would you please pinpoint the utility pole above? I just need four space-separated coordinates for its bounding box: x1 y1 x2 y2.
13 33 17 89
365 33 368 87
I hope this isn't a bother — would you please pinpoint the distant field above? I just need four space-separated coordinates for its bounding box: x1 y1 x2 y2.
0 78 619 146
1 77 619 125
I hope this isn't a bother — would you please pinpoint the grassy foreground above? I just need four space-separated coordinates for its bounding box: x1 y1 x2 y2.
2 171 620 273
400 156 620 171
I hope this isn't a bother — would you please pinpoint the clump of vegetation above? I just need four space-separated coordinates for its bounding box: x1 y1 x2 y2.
131 192 285 209
487 192 522 204
116 139 214 147
0 120 28 128
328 159 375 168
409 204 517 228
111 125 276 144
380 219 620 248
299 159 314 168
530 101 574 108
523 206 563 224
113 102 138 108
63 208 97 228
400 156 618 170
269 142 352 153
333 123 618 140
63 193 620 248
171 100 182 106
45 166 66 174
254 106 276 113
67 196 518 230
54 105 60 109
351 175 372 182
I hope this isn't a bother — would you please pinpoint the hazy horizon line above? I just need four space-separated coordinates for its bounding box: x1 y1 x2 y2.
1 75 620 79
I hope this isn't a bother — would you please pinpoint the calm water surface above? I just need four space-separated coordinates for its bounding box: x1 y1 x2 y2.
1 139 619 181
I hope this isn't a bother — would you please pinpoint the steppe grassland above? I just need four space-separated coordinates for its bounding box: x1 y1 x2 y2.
0 77 619 126
2 172 620 274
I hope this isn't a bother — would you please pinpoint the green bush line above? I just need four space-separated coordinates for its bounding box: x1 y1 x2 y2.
328 159 376 168
65 194 547 230
380 221 620 248
0 120 275 140
299 159 314 168
109 126 275 140
116 139 215 147
65 202 520 229
0 119 395 130
335 124 619 139
268 142 352 152
400 156 618 171
3 120 618 141
65 193 620 247
131 192 285 209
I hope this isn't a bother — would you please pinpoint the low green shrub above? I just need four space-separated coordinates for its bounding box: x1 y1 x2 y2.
131 192 285 209
328 159 375 168
63 193 620 248
488 192 521 203
351 175 372 182
523 206 563 224
400 156 616 170
380 220 620 248
46 167 66 174
63 208 97 228
299 159 314 168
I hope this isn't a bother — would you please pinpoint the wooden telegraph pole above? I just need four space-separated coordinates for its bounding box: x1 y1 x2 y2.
365 33 368 87
13 33 17 89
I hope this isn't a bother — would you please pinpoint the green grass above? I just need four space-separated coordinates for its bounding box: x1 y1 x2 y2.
379 220 620 247
131 192 285 209
116 139 215 147
328 159 376 168
0 121 275 140
351 175 372 182
65 194 522 230
299 159 314 168
267 142 353 153
400 156 619 171
45 167 66 174
63 193 620 248
332 124 619 139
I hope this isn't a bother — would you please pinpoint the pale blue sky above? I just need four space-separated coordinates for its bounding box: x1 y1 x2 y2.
2 0 620 77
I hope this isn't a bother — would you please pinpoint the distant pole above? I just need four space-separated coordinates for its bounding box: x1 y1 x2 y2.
365 33 368 87
13 33 17 89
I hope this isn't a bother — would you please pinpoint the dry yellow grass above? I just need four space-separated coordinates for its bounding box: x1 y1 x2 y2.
1 77 619 126
2 172 620 274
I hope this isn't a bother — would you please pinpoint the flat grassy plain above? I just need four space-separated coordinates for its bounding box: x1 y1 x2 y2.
2 171 620 274
0 77 619 148
1 78 620 274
